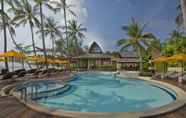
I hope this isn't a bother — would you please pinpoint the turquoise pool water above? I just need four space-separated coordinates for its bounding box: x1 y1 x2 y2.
37 73 176 112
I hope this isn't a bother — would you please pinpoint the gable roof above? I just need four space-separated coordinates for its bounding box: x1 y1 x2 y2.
88 42 103 54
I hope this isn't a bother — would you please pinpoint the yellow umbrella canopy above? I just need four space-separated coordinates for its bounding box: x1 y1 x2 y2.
0 50 25 58
152 56 169 63
26 56 44 62
54 59 62 64
46 59 55 64
59 60 70 64
167 54 186 62
53 59 69 64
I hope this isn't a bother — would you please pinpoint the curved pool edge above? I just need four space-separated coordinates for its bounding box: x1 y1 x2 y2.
135 77 186 117
12 73 186 118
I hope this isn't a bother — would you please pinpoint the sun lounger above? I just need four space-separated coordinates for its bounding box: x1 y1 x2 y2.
167 72 186 80
0 69 8 75
164 71 177 79
14 69 26 74
2 72 16 80
33 70 42 76
183 74 186 81
26 69 37 74
152 73 163 79
17 71 27 78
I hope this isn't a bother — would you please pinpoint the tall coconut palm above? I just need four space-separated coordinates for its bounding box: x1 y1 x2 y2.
50 0 75 50
67 20 86 56
0 0 10 71
0 11 22 52
34 0 55 69
117 19 157 72
12 0 40 57
0 3 34 69
38 17 63 57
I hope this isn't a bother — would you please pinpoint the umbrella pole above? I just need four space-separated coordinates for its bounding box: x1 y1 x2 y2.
21 58 24 69
12 57 14 72
178 61 184 84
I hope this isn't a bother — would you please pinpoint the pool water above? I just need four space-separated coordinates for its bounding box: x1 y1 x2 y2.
37 73 176 112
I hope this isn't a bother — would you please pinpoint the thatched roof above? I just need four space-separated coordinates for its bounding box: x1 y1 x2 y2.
88 42 103 54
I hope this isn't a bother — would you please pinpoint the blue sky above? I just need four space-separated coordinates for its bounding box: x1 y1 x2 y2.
0 0 180 52
84 0 180 51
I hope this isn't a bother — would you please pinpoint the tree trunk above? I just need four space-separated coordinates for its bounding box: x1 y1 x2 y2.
63 5 68 50
137 47 143 73
51 35 55 57
39 3 48 69
29 23 37 56
1 0 9 71
181 0 186 27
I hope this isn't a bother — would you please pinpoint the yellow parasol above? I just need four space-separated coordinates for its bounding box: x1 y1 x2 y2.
26 56 44 62
152 56 169 63
167 54 186 62
0 50 25 58
0 50 25 71
167 54 186 83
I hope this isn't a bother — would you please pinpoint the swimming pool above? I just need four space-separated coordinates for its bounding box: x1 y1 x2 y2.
35 72 176 112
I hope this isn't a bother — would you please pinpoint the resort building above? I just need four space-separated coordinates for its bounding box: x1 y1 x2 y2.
74 42 114 71
116 51 140 71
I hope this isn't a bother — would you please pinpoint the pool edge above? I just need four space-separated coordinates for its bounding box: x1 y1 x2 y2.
12 72 186 118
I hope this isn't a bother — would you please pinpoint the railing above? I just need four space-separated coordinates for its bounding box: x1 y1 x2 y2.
17 83 71 102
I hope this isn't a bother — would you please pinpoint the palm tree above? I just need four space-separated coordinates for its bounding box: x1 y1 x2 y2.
117 19 157 72
50 0 75 50
0 11 22 52
0 0 10 71
38 17 63 57
34 0 55 69
167 30 186 54
67 20 87 56
0 3 34 69
12 0 40 57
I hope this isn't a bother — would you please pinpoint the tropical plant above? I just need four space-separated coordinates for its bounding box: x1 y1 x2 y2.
34 0 56 69
0 3 35 69
38 17 63 57
162 30 186 56
117 19 158 72
55 38 66 57
11 0 40 57
67 20 86 56
0 0 12 71
50 0 75 49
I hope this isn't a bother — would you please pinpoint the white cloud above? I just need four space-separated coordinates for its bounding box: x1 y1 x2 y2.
50 0 88 24
50 0 107 51
84 32 106 50
0 0 107 53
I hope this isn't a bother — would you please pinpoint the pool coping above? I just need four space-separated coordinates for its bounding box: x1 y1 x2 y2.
12 72 186 118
